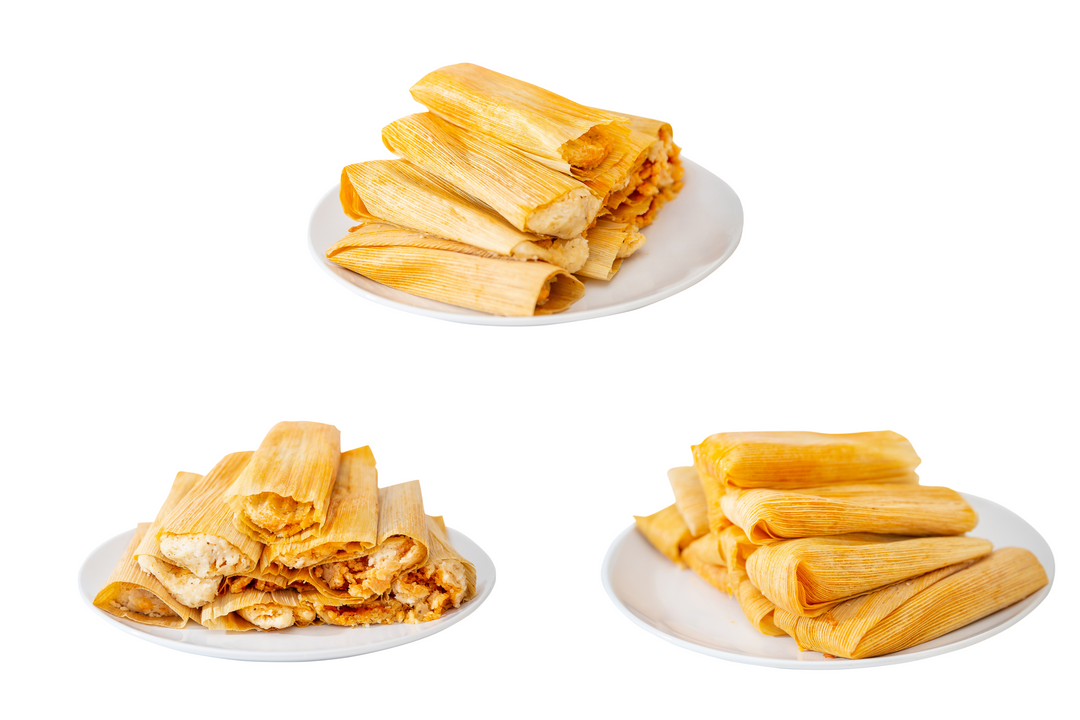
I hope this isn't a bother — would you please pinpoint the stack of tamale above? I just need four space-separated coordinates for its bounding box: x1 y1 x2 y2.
326 63 685 316
95 421 477 632
634 431 1048 659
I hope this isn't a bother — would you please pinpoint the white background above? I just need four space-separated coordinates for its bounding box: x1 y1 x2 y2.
3 0 1077 716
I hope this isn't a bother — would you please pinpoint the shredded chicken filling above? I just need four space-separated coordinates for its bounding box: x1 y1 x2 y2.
312 536 424 597
561 127 613 170
392 559 469 622
242 493 317 536
315 599 405 627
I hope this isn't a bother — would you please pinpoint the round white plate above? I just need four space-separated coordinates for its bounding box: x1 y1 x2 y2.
601 493 1053 669
307 157 743 326
79 527 495 662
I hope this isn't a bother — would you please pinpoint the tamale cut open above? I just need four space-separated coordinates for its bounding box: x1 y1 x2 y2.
226 421 341 543
409 63 630 175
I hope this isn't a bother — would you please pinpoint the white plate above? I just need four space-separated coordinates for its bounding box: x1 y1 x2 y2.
79 528 495 662
307 158 743 326
601 493 1053 669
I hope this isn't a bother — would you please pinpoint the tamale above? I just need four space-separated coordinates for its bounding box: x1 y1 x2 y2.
634 504 693 565
382 113 601 240
773 548 1048 659
577 220 645 281
721 484 978 544
134 471 223 608
667 466 710 538
693 431 922 491
156 452 263 578
226 421 341 542
261 446 379 571
201 588 319 632
391 516 477 623
746 535 994 617
94 524 200 628
681 535 729 594
728 569 786 636
409 63 630 175
308 480 429 599
340 160 589 272
326 223 584 317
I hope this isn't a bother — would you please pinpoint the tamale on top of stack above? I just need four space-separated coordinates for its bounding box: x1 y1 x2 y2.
410 63 631 176
226 421 341 543
633 430 1048 660
261 445 380 572
95 422 479 633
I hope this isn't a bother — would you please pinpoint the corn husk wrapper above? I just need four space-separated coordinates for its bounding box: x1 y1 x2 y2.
681 536 730 593
667 466 710 538
262 446 379 571
134 470 204 564
773 548 1047 658
747 534 994 617
326 223 584 317
721 484 978 544
728 569 786 636
201 588 319 632
226 421 341 543
719 525 758 576
156 452 263 578
392 515 477 623
577 220 644 281
693 431 922 491
409 63 630 175
307 480 429 599
382 112 600 240
694 459 733 538
94 524 200 628
634 504 693 565
341 160 589 273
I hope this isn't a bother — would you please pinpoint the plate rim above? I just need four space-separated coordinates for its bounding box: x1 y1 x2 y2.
306 157 743 326
79 526 496 662
600 491 1054 670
